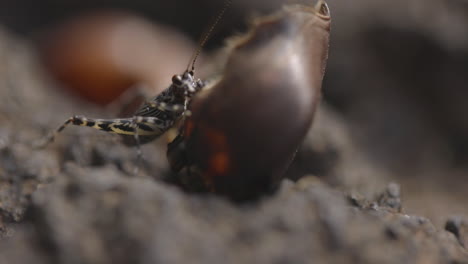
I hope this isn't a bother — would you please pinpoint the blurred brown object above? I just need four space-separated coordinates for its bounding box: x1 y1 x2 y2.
39 11 195 105
171 2 331 201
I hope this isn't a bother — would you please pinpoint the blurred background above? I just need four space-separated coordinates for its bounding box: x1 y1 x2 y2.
0 0 467 225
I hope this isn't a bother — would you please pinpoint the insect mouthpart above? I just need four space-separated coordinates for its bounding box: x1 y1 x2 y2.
170 71 197 97
171 71 195 87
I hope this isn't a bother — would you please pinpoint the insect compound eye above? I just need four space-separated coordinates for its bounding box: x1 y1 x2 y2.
182 71 193 81
172 74 183 86
170 0 332 202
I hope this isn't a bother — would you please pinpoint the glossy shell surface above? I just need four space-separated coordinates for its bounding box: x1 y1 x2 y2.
176 1 331 201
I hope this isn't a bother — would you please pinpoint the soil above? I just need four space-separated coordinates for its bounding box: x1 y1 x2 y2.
1 0 468 263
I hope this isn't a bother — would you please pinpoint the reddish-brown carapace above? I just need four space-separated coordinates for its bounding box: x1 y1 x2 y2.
168 0 331 202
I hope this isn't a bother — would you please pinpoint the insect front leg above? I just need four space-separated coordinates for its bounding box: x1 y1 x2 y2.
129 115 174 173
131 116 143 176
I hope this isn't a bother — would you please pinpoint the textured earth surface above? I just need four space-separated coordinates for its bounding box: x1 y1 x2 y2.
0 29 467 264
1 0 468 263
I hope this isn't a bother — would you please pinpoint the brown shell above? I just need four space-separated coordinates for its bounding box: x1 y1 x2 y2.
39 12 194 105
180 1 331 201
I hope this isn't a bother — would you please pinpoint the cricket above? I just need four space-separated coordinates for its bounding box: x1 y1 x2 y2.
39 1 231 156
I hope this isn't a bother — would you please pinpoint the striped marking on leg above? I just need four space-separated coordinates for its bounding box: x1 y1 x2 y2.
36 115 171 148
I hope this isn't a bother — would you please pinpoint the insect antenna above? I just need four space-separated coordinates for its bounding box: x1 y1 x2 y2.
186 0 232 75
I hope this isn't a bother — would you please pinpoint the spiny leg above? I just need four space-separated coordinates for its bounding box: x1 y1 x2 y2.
34 115 84 148
35 115 171 149
131 116 143 176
